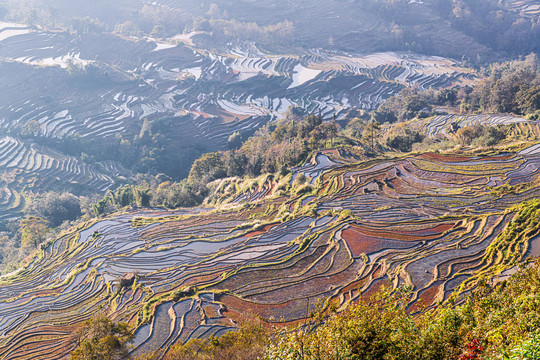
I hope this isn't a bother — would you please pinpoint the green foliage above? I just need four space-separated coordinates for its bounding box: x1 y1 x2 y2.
375 88 430 123
89 179 207 217
437 88 458 106
386 130 423 152
209 18 295 45
526 110 540 121
372 108 398 124
294 173 307 186
19 216 50 249
129 116 212 180
503 333 540 360
150 25 165 38
70 316 134 360
109 185 135 208
24 192 81 227
137 5 191 36
92 197 112 217
345 117 368 139
188 153 227 184
461 55 539 114
227 131 243 150
187 113 338 182
432 0 540 57
294 184 313 196
265 259 540 359
151 180 207 208
133 186 152 207
113 21 142 36
455 124 506 147
164 318 269 360
70 17 107 35
264 286 464 360
21 119 41 137
362 121 381 149
481 126 507 146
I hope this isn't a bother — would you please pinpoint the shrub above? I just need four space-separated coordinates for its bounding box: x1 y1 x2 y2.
386 130 423 152
70 316 134 360
165 317 269 360
24 192 81 227
504 333 540 360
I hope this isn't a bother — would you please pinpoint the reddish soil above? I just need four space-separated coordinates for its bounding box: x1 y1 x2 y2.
342 230 390 255
409 282 443 312
221 294 300 322
322 149 340 157
342 223 455 256
418 283 440 305
183 268 230 287
360 278 392 300
204 305 218 318
244 223 280 238
419 153 473 162
190 109 212 119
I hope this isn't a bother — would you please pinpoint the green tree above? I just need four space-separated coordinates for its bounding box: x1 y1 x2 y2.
25 192 81 227
70 316 134 360
92 197 112 217
362 121 381 149
309 122 338 148
305 114 322 131
150 25 165 38
26 10 39 27
114 21 142 36
188 152 226 183
387 130 423 152
437 88 457 106
133 186 152 207
166 317 269 360
21 120 41 137
518 86 540 115
372 108 398 124
19 217 49 248
227 131 243 150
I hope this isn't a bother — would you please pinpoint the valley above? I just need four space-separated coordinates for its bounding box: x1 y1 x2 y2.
0 0 538 358
0 20 473 220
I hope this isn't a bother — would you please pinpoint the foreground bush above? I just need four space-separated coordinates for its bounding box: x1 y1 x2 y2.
164 318 270 360
265 287 466 360
265 259 540 360
69 260 540 359
70 316 134 360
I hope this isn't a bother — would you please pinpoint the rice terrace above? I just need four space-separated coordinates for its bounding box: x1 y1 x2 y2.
0 0 539 359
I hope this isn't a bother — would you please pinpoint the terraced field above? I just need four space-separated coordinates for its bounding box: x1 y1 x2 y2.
0 26 474 142
1 142 540 358
0 135 128 220
503 0 540 16
421 114 536 138
0 22 477 219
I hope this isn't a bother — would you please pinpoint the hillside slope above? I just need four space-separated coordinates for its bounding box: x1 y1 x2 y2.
0 20 475 222
1 132 540 358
